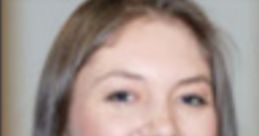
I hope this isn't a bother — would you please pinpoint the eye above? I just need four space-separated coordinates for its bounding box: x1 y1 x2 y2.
181 94 207 107
106 90 136 104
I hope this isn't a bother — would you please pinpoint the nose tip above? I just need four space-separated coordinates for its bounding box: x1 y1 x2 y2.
133 112 177 136
149 116 176 136
133 119 176 136
132 103 177 136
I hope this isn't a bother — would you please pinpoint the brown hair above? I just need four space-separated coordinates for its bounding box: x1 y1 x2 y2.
34 0 237 136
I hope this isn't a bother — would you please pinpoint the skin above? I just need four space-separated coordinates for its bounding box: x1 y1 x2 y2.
69 17 218 136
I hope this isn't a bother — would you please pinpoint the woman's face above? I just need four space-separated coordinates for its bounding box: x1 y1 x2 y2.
69 17 217 136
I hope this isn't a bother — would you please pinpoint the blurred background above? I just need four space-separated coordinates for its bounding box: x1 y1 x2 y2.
2 0 259 136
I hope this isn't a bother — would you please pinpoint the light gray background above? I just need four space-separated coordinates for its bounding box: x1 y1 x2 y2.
2 0 259 136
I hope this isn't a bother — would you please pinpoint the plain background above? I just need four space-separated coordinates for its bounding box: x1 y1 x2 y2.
2 0 259 136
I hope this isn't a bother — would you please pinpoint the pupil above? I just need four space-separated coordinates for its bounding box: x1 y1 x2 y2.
183 95 203 106
108 91 131 102
116 92 128 101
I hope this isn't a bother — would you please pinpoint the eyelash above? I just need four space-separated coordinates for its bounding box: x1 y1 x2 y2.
105 90 208 107
106 90 136 104
181 94 207 107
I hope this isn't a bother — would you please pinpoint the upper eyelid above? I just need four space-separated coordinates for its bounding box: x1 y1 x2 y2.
180 91 213 105
96 82 145 97
87 74 147 93
173 85 213 101
86 70 212 99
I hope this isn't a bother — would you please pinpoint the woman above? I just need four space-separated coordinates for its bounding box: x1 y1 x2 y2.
34 0 237 136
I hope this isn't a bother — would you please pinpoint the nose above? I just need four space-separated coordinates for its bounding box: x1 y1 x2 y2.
149 112 177 136
135 110 177 136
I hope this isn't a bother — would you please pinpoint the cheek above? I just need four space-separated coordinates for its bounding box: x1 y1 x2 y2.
175 108 218 136
69 100 144 136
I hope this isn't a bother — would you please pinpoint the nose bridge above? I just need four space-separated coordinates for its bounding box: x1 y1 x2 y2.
147 100 177 135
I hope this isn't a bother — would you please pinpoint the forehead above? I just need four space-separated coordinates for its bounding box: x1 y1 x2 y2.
110 16 201 55
84 17 210 86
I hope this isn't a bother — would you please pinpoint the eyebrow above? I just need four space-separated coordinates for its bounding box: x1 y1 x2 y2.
175 75 212 88
92 69 211 88
92 70 145 85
